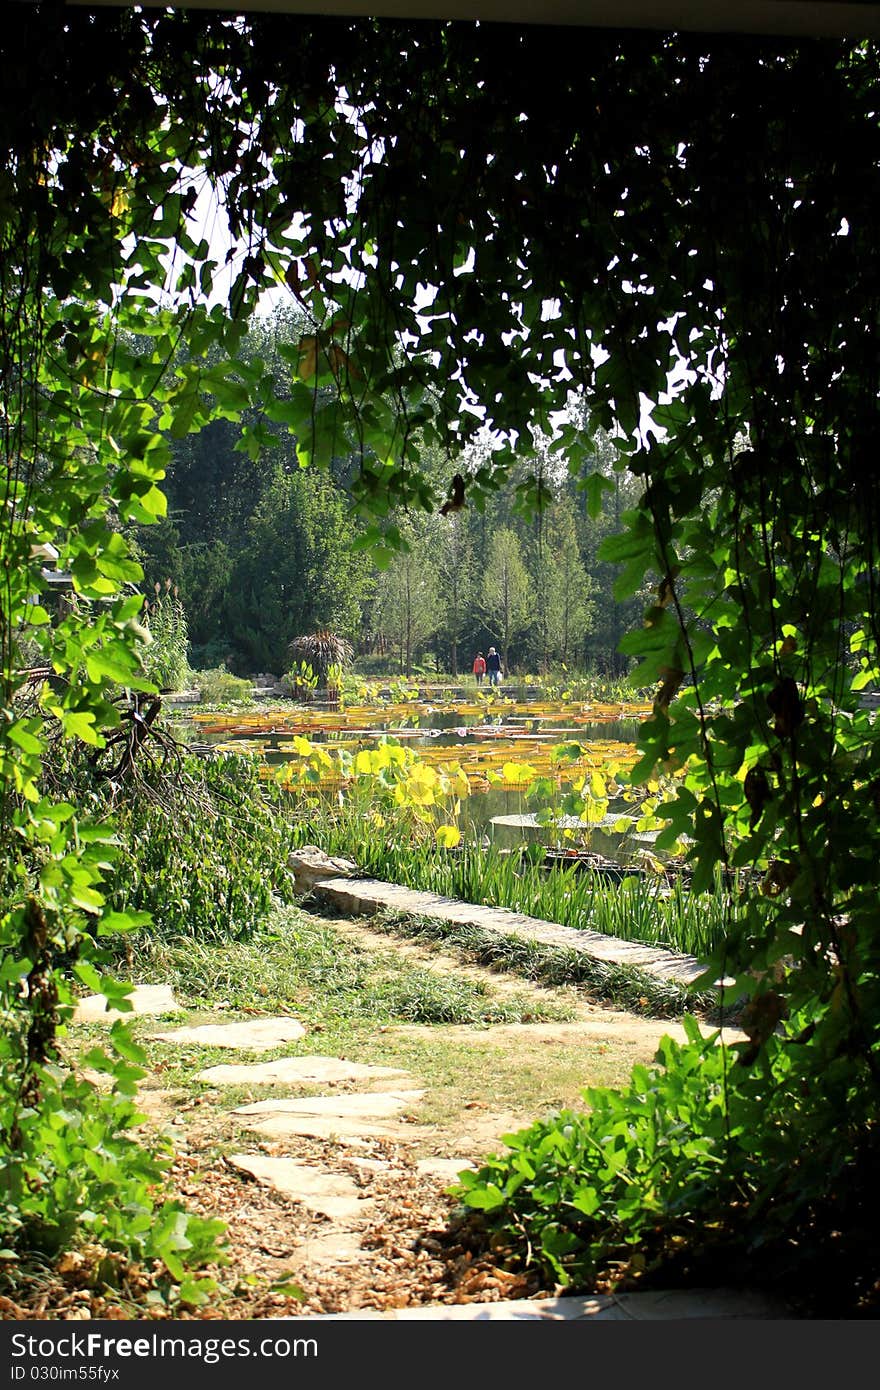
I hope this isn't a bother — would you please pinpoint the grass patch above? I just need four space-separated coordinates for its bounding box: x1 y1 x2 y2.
132 907 571 1029
351 907 716 1020
402 1038 648 1132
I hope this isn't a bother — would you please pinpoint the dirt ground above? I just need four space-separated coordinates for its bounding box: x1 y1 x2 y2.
0 915 738 1322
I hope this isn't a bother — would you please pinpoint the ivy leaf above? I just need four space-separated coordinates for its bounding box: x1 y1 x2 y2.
97 910 152 936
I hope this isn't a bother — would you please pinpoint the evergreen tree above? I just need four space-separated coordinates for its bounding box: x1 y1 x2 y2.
480 527 530 673
435 513 474 676
536 498 595 667
226 469 370 673
373 521 439 675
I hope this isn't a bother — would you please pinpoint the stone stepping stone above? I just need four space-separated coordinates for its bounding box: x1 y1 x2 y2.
73 984 181 1023
232 1088 425 1141
195 1055 409 1086
295 1231 364 1270
227 1155 371 1223
236 1114 409 1141
343 1156 391 1174
233 1089 424 1119
150 1016 306 1051
319 1288 789 1320
416 1157 476 1181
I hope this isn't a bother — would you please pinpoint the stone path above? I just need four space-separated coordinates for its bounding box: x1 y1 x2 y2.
151 1016 306 1050
71 957 786 1318
288 846 708 986
75 989 478 1274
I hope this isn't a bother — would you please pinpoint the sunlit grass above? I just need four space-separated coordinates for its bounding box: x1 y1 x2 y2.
289 824 747 961
133 912 573 1029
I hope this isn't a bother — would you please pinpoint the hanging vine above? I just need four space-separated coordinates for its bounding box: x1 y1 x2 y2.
1 7 879 1304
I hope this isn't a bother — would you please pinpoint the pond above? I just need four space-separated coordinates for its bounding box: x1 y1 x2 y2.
184 691 656 862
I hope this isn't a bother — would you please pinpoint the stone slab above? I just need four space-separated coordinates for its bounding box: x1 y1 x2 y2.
307 872 706 986
232 1090 424 1118
238 1113 412 1141
315 1288 790 1320
232 1088 425 1142
73 984 182 1023
227 1154 372 1222
196 1056 409 1086
416 1157 477 1180
150 1016 306 1051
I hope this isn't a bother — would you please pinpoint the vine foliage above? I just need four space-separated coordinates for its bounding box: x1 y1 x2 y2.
2 9 879 1301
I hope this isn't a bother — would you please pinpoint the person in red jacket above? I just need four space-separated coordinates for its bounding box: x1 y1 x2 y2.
472 652 486 685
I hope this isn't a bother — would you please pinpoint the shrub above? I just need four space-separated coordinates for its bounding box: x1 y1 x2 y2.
106 753 297 943
194 666 253 705
287 631 353 686
453 1014 880 1313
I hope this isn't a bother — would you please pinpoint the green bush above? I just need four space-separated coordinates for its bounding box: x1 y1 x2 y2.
453 1013 880 1313
0 827 226 1288
194 666 253 705
0 1009 225 1294
107 753 297 943
1 737 296 1276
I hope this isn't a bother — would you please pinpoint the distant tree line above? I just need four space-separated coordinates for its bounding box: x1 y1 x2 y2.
134 308 647 677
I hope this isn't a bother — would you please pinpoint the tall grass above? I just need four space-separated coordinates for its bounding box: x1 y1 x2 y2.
141 581 191 692
288 815 748 960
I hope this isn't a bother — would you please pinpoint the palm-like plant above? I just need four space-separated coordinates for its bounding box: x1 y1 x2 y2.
287 630 353 687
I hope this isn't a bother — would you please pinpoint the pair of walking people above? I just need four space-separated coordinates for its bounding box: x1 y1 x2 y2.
473 646 502 686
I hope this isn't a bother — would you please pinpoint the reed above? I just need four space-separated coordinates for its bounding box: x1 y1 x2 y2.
288 811 748 960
